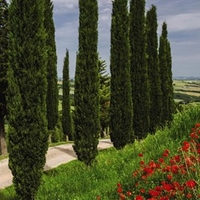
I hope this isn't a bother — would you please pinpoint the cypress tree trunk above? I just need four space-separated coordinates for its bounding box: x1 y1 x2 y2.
62 49 73 141
45 0 59 131
110 0 134 149
7 0 48 199
146 5 162 133
130 0 150 139
73 0 100 166
0 0 8 155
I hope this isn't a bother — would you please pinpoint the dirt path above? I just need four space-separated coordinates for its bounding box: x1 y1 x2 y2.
0 139 112 189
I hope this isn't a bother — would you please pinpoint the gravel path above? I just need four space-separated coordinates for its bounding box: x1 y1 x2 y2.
0 139 112 189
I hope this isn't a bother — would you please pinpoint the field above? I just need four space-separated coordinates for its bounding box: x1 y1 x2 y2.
173 79 200 103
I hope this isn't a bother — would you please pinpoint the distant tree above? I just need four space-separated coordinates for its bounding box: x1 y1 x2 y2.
110 0 134 149
146 5 162 133
159 22 175 125
99 59 110 138
7 0 48 199
44 0 59 131
62 49 73 141
73 0 100 166
130 0 150 139
0 0 8 155
166 38 175 122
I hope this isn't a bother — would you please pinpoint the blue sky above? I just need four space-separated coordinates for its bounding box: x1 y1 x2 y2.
52 0 200 78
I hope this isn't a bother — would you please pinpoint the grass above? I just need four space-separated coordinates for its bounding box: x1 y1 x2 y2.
1 104 200 199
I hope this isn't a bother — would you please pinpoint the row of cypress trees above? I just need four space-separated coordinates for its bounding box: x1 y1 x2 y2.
73 0 174 163
109 0 175 149
0 0 175 198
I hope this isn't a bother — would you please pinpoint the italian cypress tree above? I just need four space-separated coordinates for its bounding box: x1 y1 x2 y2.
44 0 59 131
62 49 73 141
0 0 8 155
130 0 150 139
159 22 174 125
99 59 110 138
73 0 100 166
110 0 134 149
146 5 162 133
7 0 48 199
166 40 175 122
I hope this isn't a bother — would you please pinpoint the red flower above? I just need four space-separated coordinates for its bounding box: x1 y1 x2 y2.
138 153 143 157
186 193 192 199
117 183 121 187
162 182 173 191
159 158 164 163
182 141 190 151
195 123 200 128
171 165 179 174
167 174 173 180
173 155 181 162
117 187 123 193
119 193 125 200
162 149 170 157
185 180 196 189
149 189 161 197
140 160 145 165
126 191 132 196
135 195 144 200
155 186 162 191
140 189 145 193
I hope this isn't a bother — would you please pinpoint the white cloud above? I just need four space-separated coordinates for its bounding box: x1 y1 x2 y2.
52 0 78 14
160 13 200 32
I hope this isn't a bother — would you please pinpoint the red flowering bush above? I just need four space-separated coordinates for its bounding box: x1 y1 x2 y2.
116 123 200 199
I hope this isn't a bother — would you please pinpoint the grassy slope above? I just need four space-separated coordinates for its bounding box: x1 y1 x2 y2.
1 104 200 199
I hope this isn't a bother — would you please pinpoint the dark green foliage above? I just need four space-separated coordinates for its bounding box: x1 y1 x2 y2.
45 0 59 130
110 0 134 149
50 121 63 143
146 5 162 133
166 41 175 121
99 59 110 138
159 22 175 125
62 50 73 141
0 0 8 155
130 0 150 139
7 0 49 199
73 0 100 165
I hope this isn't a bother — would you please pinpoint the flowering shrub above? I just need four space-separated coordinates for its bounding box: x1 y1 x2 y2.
116 123 200 200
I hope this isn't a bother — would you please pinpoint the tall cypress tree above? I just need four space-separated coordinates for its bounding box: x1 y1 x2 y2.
159 22 174 125
166 39 175 122
0 0 8 155
130 0 150 139
99 59 110 138
146 5 162 133
7 0 48 199
110 0 133 149
44 0 58 131
62 49 73 141
73 0 100 166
